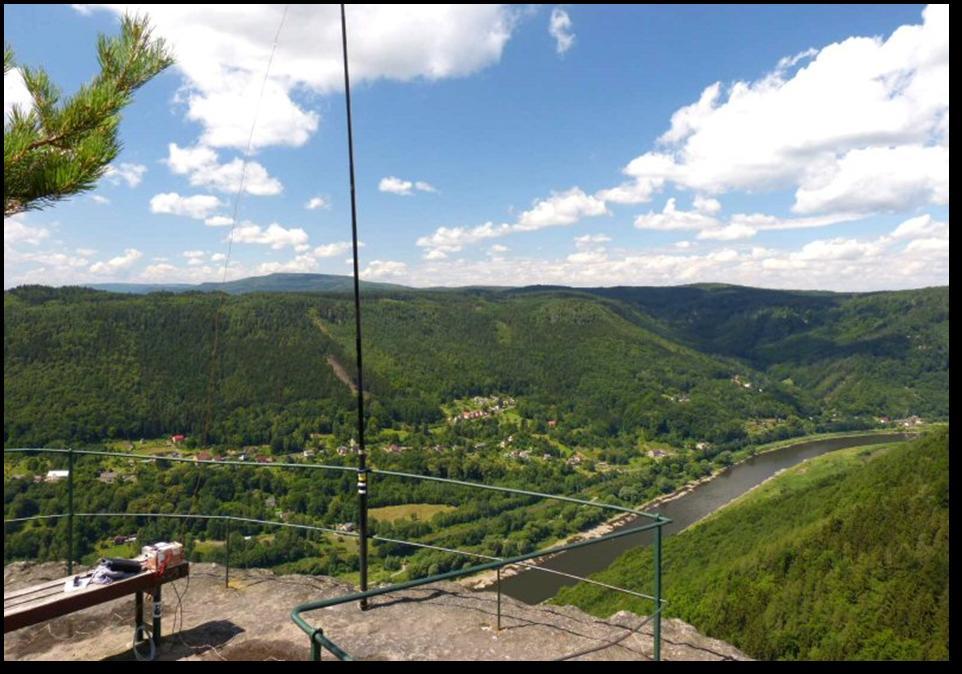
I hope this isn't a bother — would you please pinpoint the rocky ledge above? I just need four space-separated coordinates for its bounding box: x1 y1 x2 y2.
4 561 749 661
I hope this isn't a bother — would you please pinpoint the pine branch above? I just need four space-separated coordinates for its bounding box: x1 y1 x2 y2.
3 13 174 217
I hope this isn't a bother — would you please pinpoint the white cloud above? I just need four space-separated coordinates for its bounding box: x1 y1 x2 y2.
635 199 865 240
210 253 226 263
4 67 33 123
490 244 509 254
104 162 147 188
166 143 283 196
232 222 309 250
417 221 511 255
313 241 356 258
90 195 111 205
574 234 611 247
697 223 757 241
77 5 518 151
549 7 575 55
379 176 414 196
793 144 949 214
417 187 608 257
634 198 720 231
401 212 948 291
379 177 438 196
890 213 946 240
306 196 330 210
693 195 722 215
604 5 949 214
361 259 407 280
89 248 142 274
204 215 234 227
516 187 608 230
4 216 50 246
150 192 223 219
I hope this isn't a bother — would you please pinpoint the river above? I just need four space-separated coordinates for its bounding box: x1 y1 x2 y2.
496 432 913 604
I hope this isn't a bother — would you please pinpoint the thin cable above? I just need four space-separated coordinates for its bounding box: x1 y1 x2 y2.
202 4 289 444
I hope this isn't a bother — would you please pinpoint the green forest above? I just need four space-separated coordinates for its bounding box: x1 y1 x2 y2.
4 282 948 451
553 429 949 660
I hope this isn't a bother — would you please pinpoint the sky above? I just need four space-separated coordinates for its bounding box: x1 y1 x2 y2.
3 4 949 291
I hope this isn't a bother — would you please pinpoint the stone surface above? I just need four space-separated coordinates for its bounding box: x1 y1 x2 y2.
4 561 749 661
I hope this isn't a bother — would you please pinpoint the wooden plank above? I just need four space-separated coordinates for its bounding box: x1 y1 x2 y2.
3 563 188 634
3 578 67 602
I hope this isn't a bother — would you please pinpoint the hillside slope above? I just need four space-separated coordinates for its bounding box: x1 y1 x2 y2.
4 286 805 448
554 429 950 660
589 284 949 418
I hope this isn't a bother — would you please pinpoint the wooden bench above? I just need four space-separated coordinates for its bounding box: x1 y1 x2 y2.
4 562 189 657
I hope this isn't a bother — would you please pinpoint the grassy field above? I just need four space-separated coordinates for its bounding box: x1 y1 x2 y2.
369 503 456 523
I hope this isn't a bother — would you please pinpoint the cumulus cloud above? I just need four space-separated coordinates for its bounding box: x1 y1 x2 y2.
379 177 438 196
150 192 223 219
403 212 948 291
104 162 147 188
89 248 142 274
379 177 414 196
166 143 282 196
633 198 865 241
232 222 309 250
603 4 949 215
4 216 50 246
634 198 720 231
517 188 608 230
77 5 518 151
549 8 575 55
313 241 356 258
361 259 408 280
90 195 111 205
305 196 330 210
204 215 234 227
792 144 949 214
417 187 608 257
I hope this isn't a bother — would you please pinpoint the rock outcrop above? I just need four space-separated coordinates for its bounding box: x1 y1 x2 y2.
4 562 749 661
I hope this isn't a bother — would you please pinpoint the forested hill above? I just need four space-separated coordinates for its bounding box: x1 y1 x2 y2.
583 284 949 418
554 428 950 660
3 282 948 449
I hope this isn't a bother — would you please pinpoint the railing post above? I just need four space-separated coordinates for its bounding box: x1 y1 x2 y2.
225 518 231 588
67 448 75 575
496 566 502 631
653 519 662 662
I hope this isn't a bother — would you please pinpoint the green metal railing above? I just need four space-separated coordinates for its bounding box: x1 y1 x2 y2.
4 447 669 661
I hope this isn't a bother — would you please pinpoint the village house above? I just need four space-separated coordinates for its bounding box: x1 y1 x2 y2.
45 469 69 482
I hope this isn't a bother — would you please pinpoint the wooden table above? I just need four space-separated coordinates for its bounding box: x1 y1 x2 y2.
4 562 189 656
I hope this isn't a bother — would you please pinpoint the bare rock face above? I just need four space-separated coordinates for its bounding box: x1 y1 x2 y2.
4 562 749 661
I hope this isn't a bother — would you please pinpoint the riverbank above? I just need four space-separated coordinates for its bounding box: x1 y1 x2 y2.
461 428 918 592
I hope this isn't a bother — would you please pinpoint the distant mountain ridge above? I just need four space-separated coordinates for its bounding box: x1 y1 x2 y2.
86 272 410 295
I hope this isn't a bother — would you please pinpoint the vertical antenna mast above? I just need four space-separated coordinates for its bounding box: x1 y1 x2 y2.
339 2 369 609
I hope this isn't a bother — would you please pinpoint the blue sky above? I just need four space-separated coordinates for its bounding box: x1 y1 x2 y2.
3 4 949 290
